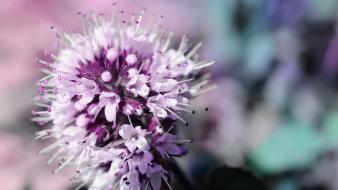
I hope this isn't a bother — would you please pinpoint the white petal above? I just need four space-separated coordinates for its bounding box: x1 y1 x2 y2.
137 84 150 97
79 95 94 105
104 102 117 122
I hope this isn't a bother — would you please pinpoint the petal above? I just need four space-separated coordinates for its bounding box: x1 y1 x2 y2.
138 161 148 174
119 125 134 139
150 174 162 190
137 84 150 97
162 97 177 107
79 95 94 105
129 172 141 190
62 126 83 136
147 102 167 118
126 141 137 152
136 137 149 150
163 144 182 155
143 150 154 162
104 102 117 122
154 106 167 118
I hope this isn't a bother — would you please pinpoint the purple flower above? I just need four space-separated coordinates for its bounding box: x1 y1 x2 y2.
33 10 214 190
119 125 149 152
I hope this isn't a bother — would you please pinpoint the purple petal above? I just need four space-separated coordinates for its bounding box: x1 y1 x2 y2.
150 174 162 190
163 143 182 155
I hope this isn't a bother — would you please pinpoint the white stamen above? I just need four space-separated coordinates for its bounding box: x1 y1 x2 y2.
38 59 49 65
53 155 74 173
39 140 61 154
127 114 134 127
75 182 87 190
166 125 176 133
145 181 149 190
163 176 173 190
186 42 202 59
134 10 145 35
178 78 194 84
177 102 191 107
35 130 52 140
48 147 65 164
193 84 218 96
138 60 145 74
168 139 193 144
178 35 188 52
161 32 172 53
194 60 215 70
172 106 192 113
163 107 186 124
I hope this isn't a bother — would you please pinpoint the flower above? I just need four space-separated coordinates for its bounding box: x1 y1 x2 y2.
33 9 214 190
119 125 149 152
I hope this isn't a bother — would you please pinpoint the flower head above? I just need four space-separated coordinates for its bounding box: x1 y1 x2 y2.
33 9 214 190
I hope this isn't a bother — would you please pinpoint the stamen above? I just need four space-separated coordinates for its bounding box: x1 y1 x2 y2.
163 176 173 190
177 78 194 84
127 114 134 127
37 59 50 65
186 42 202 59
31 117 52 122
161 32 172 53
194 60 215 70
54 155 74 173
138 60 145 74
134 9 145 35
39 140 61 154
168 139 193 144
166 124 176 133
177 102 191 107
145 181 149 190
153 115 162 127
35 130 52 140
178 35 188 52
76 149 87 168
193 84 218 96
48 147 65 164
172 106 192 113
163 107 187 124
75 182 87 190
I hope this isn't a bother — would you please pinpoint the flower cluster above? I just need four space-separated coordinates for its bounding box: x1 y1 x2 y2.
33 10 214 190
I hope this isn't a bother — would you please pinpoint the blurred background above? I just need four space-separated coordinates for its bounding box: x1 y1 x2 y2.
2 0 338 189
